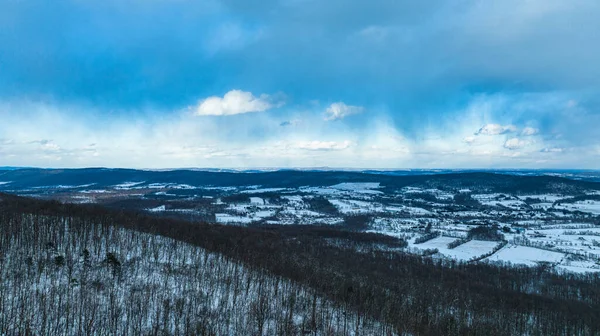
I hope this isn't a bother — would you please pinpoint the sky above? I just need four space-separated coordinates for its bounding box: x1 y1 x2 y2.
1 0 599 169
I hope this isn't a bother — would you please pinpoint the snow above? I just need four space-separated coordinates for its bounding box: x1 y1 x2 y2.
168 183 197 189
554 200 600 215
517 194 567 202
80 189 111 194
71 195 95 204
114 181 145 189
201 186 238 191
281 209 322 217
330 182 383 194
386 205 432 215
254 210 276 218
452 240 499 256
154 191 176 196
241 188 287 193
6 173 600 274
531 202 554 210
299 186 345 196
329 199 381 214
556 260 600 274
413 237 499 261
147 205 167 212
146 183 171 189
557 265 600 273
32 183 96 189
282 195 303 202
413 236 456 250
486 245 564 266
215 213 253 224
114 182 196 190
250 197 265 205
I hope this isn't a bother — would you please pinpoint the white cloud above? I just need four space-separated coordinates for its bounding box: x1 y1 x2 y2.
463 136 476 144
324 102 364 121
1 97 591 169
476 124 517 135
503 138 531 150
541 147 564 153
521 127 539 136
196 90 280 116
293 140 352 151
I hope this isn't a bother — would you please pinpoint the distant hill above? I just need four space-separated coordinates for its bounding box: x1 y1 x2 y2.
1 168 600 195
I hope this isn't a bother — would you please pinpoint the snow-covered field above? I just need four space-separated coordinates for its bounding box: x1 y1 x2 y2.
413 237 499 261
6 175 600 274
123 185 600 273
554 201 600 215
486 245 565 266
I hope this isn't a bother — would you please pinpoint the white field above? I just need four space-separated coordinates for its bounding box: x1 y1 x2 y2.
114 181 145 188
250 197 265 205
215 214 253 224
517 194 568 202
148 205 167 212
554 201 600 215
486 245 564 266
413 237 499 261
386 205 432 215
330 182 383 194
329 199 382 214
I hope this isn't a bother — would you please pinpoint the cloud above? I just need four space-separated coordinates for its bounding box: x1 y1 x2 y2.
29 139 62 152
521 127 539 136
475 124 517 136
541 147 564 153
280 119 301 127
503 138 531 150
463 136 476 144
0 92 597 169
324 103 364 121
195 90 280 116
293 140 352 151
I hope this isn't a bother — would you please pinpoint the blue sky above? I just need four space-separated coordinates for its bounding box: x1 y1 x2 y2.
1 0 599 168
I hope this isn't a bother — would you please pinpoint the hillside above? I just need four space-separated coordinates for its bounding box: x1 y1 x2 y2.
1 194 600 335
0 196 386 335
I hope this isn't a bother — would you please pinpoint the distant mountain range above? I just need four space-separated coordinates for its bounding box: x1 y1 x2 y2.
2 167 600 194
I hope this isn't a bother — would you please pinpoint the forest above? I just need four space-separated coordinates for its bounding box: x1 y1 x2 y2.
1 192 600 335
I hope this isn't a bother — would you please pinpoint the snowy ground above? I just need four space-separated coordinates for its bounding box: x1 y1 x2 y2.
8 177 600 274
486 245 565 267
412 237 500 261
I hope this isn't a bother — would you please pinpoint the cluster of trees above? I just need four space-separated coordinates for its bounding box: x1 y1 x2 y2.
1 193 600 335
0 204 388 335
304 196 339 215
414 231 440 244
467 225 505 241
452 193 481 207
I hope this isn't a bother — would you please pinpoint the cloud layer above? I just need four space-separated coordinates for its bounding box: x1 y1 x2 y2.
0 1 599 168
